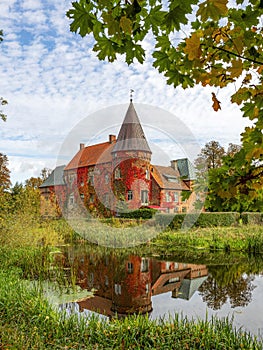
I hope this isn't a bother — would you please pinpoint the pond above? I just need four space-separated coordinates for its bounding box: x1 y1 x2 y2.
57 245 263 339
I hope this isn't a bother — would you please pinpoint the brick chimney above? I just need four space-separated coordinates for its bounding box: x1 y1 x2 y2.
109 134 116 144
80 143 85 150
170 160 178 170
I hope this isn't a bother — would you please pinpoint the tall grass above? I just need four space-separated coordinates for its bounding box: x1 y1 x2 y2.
149 225 263 254
0 268 262 349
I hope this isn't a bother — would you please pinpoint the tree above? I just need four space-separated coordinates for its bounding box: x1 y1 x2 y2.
67 1 263 206
227 143 242 157
40 167 52 181
0 30 8 122
0 153 11 191
195 140 225 172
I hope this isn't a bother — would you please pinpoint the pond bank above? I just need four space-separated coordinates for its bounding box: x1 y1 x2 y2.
1 242 263 349
0 268 262 349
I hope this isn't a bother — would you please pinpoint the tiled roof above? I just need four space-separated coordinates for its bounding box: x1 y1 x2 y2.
78 295 114 317
39 165 65 188
151 165 190 190
65 142 114 171
112 102 152 154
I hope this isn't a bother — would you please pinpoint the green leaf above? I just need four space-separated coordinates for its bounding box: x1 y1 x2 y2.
67 2 94 37
164 6 188 32
93 37 117 62
102 13 120 36
152 51 170 72
241 102 256 120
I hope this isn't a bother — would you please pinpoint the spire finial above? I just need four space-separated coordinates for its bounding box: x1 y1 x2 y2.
130 89 134 102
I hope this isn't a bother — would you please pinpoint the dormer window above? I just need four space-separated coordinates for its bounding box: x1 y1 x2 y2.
164 174 178 183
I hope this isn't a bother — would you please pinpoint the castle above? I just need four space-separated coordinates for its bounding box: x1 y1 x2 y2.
40 100 196 216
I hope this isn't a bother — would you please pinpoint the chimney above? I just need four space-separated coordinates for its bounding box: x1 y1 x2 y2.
109 134 116 144
80 143 85 150
170 160 178 170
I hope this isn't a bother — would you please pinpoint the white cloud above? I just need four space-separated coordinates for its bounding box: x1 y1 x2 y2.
0 0 250 184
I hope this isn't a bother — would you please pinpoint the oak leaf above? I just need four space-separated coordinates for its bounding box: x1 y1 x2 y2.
184 32 202 60
211 92 221 111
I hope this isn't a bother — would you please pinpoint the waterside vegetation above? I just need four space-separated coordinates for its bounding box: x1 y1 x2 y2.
0 266 262 349
1 214 263 348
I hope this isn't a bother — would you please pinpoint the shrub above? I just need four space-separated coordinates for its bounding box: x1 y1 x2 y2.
119 208 157 219
241 212 263 225
155 212 240 230
196 212 240 227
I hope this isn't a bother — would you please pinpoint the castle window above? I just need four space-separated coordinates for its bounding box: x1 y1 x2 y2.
104 193 109 206
141 258 149 272
105 174 109 184
174 192 179 203
127 190 133 201
146 283 151 294
69 194 74 205
114 167 121 179
89 174 94 185
114 283 121 295
89 194 94 203
165 192 171 202
145 169 150 180
105 275 109 286
88 272 94 287
141 190 148 204
127 262 133 274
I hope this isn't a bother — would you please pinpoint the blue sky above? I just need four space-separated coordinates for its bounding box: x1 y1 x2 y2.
0 0 249 184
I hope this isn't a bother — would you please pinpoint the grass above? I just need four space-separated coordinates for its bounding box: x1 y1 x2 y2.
0 268 262 349
148 225 263 254
1 214 263 349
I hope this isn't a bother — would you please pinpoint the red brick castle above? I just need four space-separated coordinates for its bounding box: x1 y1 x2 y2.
40 100 196 216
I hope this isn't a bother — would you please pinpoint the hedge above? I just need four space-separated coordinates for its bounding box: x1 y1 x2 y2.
155 212 241 229
241 212 263 225
118 208 157 219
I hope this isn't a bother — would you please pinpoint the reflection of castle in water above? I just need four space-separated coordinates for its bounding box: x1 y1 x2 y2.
68 252 208 317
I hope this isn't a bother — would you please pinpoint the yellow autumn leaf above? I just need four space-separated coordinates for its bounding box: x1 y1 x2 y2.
184 33 202 61
232 36 244 55
120 16 132 35
197 0 228 21
229 59 243 78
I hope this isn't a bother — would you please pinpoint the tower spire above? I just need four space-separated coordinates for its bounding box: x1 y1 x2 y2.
130 89 134 102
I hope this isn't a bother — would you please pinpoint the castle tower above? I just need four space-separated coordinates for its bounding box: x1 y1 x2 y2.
111 100 152 163
111 98 152 209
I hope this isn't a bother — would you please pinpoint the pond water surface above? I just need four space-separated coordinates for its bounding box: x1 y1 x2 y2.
58 246 263 339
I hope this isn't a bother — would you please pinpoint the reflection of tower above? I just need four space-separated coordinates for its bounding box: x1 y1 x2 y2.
111 100 152 209
111 256 152 314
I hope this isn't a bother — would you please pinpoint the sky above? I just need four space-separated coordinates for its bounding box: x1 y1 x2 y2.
0 0 250 185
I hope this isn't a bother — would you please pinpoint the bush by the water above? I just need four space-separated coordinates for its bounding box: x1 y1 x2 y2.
155 212 240 229
241 212 263 225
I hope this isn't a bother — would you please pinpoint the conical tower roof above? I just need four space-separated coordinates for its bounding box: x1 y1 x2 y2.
112 102 152 154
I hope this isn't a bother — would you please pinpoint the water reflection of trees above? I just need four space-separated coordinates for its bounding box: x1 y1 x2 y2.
199 264 256 310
